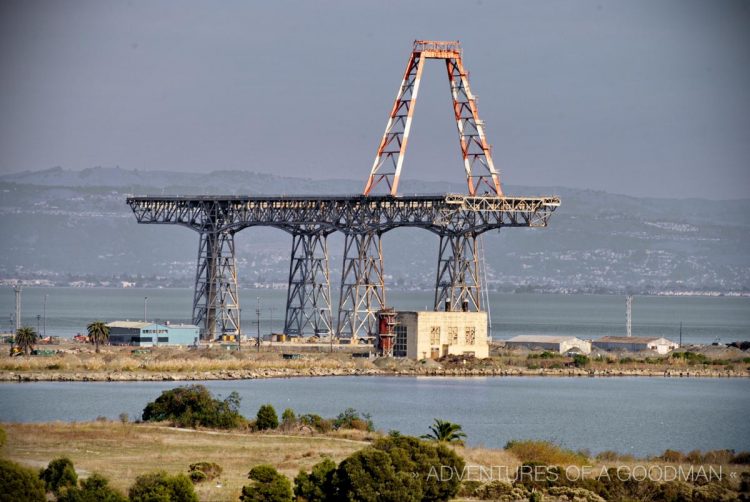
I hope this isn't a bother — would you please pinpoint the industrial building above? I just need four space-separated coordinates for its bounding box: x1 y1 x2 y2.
391 311 489 360
504 335 592 355
106 321 199 346
592 336 678 355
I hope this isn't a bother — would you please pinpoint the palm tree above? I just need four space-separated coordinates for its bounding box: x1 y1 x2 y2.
87 321 110 353
421 419 467 444
15 327 37 356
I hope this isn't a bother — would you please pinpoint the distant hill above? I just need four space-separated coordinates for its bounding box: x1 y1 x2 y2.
1 167 748 294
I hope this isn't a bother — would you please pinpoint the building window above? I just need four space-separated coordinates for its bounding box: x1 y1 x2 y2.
464 327 476 345
394 326 407 357
448 327 458 345
429 326 440 345
157 337 168 343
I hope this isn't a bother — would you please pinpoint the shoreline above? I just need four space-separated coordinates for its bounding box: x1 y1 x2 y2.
2 365 747 382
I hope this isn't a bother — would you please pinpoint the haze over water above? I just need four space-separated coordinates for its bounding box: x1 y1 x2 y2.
2 287 748 345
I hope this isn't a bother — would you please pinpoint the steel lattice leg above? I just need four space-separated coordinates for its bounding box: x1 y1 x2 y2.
336 232 385 339
284 232 333 336
433 232 481 312
192 230 241 340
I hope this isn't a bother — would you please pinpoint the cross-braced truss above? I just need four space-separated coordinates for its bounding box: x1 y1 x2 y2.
434 232 481 312
336 232 386 338
126 41 560 340
127 194 559 339
193 230 241 340
284 231 334 336
364 40 502 196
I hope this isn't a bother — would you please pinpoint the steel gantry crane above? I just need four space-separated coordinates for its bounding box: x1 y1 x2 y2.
127 41 560 342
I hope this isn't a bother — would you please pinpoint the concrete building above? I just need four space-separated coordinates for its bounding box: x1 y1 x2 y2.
592 336 678 355
393 311 489 360
504 335 592 355
107 321 199 346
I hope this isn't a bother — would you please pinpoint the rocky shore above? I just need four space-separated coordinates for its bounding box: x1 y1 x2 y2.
2 365 747 382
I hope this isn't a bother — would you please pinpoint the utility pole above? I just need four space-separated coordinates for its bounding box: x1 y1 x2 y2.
679 321 682 348
626 295 633 338
43 294 48 337
256 297 261 353
144 296 148 323
238 308 242 352
14 284 22 333
36 315 41 336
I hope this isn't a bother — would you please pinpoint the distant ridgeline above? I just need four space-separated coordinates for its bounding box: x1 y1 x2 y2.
1 167 748 294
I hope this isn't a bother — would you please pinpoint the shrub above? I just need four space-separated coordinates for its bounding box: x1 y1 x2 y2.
188 470 206 484
281 408 296 427
0 426 5 449
40 457 78 495
240 464 293 502
505 440 588 466
299 414 333 433
293 435 465 502
57 473 127 502
294 457 336 502
118 413 129 424
256 404 279 430
0 458 46 502
660 449 685 463
334 448 420 502
731 451 750 465
128 471 197 502
333 408 373 431
594 450 621 462
187 462 222 483
573 354 589 368
141 385 244 429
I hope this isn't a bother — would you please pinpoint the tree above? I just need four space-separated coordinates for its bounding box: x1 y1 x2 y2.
142 385 245 429
86 321 110 353
333 408 373 431
240 465 293 502
421 419 467 444
281 408 296 428
334 448 420 502
293 458 336 502
128 471 197 502
40 457 77 495
256 404 279 430
57 473 127 502
0 458 46 502
294 435 465 502
372 435 465 502
14 327 37 356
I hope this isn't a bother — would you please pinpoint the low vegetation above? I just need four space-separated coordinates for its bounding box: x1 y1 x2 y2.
504 439 589 466
128 470 197 502
294 435 465 502
188 462 223 484
0 458 46 502
240 464 293 502
141 384 245 429
2 422 749 502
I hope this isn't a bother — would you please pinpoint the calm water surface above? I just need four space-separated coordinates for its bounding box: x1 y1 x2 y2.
1 287 748 345
1 376 748 457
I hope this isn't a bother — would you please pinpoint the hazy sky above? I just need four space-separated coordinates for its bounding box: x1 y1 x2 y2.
1 0 748 199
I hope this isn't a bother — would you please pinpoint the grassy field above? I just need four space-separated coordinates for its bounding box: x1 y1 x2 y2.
1 421 369 501
2 421 747 501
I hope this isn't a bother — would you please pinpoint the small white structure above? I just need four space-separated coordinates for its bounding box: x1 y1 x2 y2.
504 335 591 355
394 311 489 360
592 336 678 355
